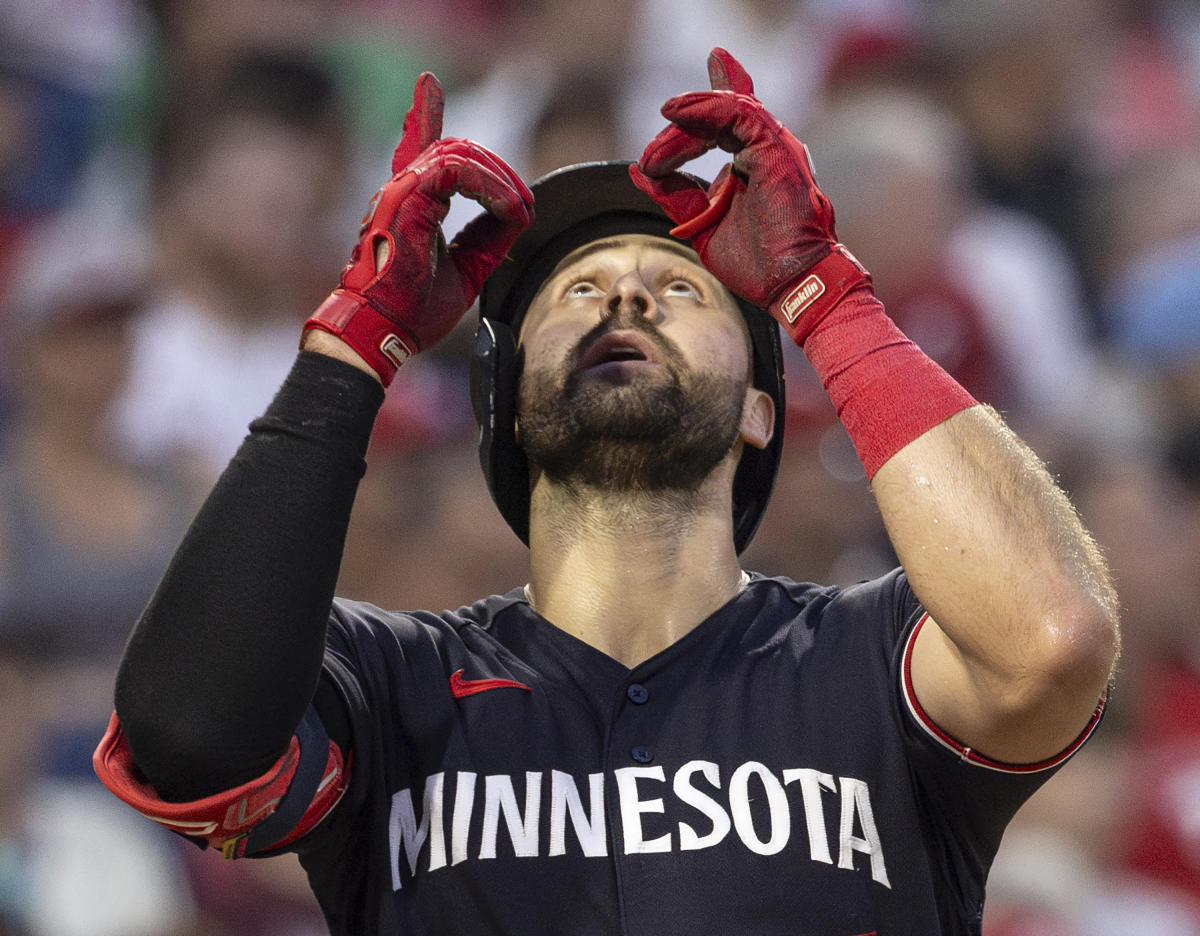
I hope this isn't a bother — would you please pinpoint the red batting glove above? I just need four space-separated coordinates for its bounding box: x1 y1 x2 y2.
305 73 534 385
630 48 870 347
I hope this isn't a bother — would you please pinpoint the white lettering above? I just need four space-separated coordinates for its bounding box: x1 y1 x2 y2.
480 772 542 859
388 773 443 890
380 333 413 368
782 768 837 865
729 762 790 855
615 766 671 854
426 772 448 871
781 274 825 322
838 777 891 888
383 763 891 890
673 760 731 851
450 771 477 866
549 770 607 857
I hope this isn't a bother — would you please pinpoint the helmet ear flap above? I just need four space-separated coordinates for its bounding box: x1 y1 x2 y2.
471 318 531 545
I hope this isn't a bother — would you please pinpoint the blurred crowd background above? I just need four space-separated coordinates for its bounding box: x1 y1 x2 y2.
1 0 1199 932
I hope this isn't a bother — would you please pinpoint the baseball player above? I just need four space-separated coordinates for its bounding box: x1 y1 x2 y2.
94 50 1119 935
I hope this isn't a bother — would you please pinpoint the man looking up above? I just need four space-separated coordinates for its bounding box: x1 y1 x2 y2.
96 50 1119 935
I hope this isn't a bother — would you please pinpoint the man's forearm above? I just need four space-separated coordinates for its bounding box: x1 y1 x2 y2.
114 351 383 801
871 405 1119 756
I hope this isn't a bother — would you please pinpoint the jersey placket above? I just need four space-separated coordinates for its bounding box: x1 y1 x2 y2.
602 666 676 936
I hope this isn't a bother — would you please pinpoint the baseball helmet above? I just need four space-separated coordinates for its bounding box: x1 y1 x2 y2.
470 161 786 553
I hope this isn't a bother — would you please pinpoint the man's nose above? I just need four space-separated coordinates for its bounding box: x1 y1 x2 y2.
604 271 655 322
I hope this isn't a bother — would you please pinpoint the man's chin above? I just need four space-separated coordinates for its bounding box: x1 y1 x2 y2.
532 439 717 494
519 363 747 493
522 408 740 494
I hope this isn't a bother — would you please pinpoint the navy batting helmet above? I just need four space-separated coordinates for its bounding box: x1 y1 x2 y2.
470 161 785 554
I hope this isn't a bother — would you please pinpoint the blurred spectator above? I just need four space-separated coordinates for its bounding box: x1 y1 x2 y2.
71 0 443 249
1119 620 1200 920
340 0 515 85
142 0 437 161
924 0 1119 312
802 86 1139 449
1081 6 1200 175
0 214 207 934
980 124 1200 923
0 633 203 936
0 0 145 209
803 88 1006 402
0 213 200 757
623 0 833 183
1091 142 1200 911
1 206 333 935
526 67 626 180
0 0 150 336
0 65 94 263
110 52 356 481
629 0 828 117
0 636 44 936
438 0 635 242
1098 153 1200 418
146 0 339 74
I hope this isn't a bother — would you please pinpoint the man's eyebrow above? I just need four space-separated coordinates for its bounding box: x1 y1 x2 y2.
550 236 702 276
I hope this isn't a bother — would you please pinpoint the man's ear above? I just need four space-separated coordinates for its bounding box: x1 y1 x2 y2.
739 387 774 450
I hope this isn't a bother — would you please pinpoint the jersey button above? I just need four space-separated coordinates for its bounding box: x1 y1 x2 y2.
627 683 649 704
631 745 653 763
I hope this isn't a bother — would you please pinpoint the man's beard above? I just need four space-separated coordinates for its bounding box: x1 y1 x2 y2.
517 317 749 494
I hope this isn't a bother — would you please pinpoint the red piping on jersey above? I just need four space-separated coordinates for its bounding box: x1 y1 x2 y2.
449 669 532 699
901 613 1107 774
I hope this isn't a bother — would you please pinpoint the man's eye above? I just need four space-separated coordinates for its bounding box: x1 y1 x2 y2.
566 281 600 298
664 280 698 297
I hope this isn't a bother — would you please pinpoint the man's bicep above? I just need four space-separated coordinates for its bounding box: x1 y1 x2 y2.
906 612 1106 768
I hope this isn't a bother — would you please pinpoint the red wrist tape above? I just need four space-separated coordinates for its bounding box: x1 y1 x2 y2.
801 286 977 478
304 289 417 387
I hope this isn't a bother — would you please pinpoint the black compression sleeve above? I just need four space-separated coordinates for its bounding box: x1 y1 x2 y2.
114 351 384 801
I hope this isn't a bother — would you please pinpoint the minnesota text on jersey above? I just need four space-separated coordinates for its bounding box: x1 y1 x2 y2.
389 760 890 891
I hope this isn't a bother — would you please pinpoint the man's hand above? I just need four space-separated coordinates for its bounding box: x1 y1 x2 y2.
630 48 869 345
305 72 534 385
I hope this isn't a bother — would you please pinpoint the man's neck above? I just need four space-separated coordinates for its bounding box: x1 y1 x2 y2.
525 480 746 668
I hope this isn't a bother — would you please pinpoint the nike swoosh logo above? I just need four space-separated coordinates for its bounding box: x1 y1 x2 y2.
449 669 532 699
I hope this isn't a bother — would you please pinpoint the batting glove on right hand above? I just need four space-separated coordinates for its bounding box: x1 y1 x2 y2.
630 47 870 347
306 73 534 385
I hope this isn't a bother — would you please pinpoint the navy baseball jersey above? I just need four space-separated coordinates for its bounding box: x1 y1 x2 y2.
298 569 1100 935
98 568 1104 935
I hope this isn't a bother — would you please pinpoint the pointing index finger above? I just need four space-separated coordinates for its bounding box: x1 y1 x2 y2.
392 72 445 174
707 47 755 95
